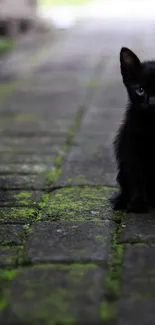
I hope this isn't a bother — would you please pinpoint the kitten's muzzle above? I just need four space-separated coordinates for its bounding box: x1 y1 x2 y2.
149 96 155 105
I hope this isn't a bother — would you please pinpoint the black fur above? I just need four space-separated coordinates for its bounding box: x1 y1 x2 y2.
111 47 155 213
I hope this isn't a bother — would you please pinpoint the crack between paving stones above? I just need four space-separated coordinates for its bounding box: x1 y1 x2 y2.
47 184 117 191
119 240 155 245
99 217 124 324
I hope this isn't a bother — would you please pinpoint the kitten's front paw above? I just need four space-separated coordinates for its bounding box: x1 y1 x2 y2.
127 198 149 213
110 192 127 211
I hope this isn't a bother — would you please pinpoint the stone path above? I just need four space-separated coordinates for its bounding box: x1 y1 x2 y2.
0 18 155 325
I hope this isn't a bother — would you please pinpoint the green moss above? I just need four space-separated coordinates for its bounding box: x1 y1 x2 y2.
106 238 124 298
100 301 116 322
38 194 50 209
0 246 23 267
0 207 36 222
40 186 117 221
45 109 85 187
0 269 18 312
65 110 84 145
23 224 33 234
24 263 96 270
16 245 25 266
15 192 32 199
99 230 124 323
96 235 106 242
54 155 63 167
0 269 17 280
112 210 126 223
0 297 8 311
14 191 33 206
46 167 62 183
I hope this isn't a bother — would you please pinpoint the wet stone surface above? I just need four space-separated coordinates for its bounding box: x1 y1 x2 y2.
26 220 116 263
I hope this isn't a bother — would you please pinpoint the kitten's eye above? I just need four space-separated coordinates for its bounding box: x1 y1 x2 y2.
136 87 145 96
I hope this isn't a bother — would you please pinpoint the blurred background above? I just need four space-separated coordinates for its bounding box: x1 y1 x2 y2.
0 0 154 75
0 0 154 60
0 0 155 45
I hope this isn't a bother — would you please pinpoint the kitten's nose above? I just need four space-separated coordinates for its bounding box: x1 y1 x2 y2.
149 96 155 105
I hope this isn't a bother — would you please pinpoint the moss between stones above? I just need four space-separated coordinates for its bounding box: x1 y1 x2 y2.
45 109 85 186
0 269 18 312
38 193 50 209
47 166 62 183
100 230 124 323
23 224 33 235
26 263 96 270
105 238 124 298
100 301 116 322
14 191 33 206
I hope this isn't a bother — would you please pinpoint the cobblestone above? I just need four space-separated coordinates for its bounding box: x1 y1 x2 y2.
0 16 155 325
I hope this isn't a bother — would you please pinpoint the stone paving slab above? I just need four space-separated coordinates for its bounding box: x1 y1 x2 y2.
0 164 52 174
40 187 119 222
0 224 25 245
26 220 116 264
58 150 116 186
0 136 67 151
0 153 57 165
0 119 74 136
118 212 155 243
0 175 46 190
118 299 155 325
0 264 104 325
118 244 155 325
0 190 43 207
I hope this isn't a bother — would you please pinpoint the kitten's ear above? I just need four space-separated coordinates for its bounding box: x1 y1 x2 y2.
120 47 141 81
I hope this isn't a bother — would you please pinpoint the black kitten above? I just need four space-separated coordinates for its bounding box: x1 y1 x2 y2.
111 47 155 213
